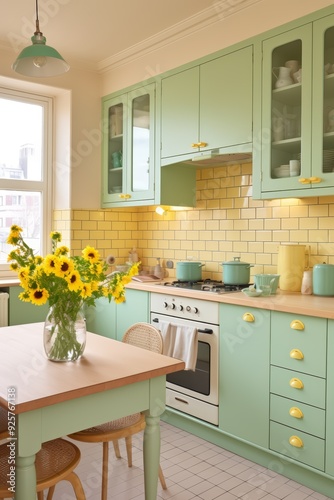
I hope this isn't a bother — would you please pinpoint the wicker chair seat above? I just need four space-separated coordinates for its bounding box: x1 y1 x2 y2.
0 438 85 499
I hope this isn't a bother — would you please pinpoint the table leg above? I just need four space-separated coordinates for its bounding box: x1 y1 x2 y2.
16 454 36 500
143 414 160 500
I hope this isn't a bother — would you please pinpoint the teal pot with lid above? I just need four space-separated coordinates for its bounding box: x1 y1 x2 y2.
176 261 204 281
221 257 253 285
313 264 334 296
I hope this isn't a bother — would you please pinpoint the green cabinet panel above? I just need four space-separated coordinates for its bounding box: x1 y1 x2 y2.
161 46 253 163
270 421 325 471
85 289 150 342
271 311 327 378
161 66 199 158
326 319 334 476
85 297 117 339
270 394 325 438
8 286 48 326
219 304 270 448
116 289 149 341
270 366 326 409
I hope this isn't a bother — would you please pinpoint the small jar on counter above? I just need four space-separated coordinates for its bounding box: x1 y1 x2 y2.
301 270 313 295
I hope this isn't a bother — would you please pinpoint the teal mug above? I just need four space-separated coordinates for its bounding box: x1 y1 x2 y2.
111 151 122 168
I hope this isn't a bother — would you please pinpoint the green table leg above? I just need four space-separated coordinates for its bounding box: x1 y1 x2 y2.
143 415 160 500
15 454 36 499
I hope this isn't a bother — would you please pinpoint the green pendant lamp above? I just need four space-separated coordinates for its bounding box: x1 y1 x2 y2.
12 0 70 77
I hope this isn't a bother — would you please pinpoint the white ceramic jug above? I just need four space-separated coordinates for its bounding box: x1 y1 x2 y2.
277 244 310 291
273 67 294 89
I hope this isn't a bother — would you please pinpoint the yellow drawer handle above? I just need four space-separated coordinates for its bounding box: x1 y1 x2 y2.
290 320 305 331
289 407 304 419
310 176 322 184
191 142 208 148
242 312 255 323
298 177 311 184
290 349 304 360
119 193 131 199
289 435 304 448
290 377 304 389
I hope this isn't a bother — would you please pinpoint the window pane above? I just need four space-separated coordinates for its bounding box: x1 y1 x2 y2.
0 98 43 181
0 190 41 264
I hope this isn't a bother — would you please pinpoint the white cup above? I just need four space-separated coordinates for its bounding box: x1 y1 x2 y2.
289 159 300 176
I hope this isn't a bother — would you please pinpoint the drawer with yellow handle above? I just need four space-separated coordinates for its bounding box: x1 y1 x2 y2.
270 421 325 471
270 394 325 438
270 366 326 409
271 312 326 378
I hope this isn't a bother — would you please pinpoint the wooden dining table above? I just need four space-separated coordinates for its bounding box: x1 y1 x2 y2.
0 323 185 500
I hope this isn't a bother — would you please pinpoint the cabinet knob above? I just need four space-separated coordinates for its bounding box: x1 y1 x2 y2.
191 141 208 148
310 176 322 184
290 320 305 331
290 348 304 360
290 377 304 389
289 407 304 419
289 435 304 448
119 194 131 199
242 312 255 323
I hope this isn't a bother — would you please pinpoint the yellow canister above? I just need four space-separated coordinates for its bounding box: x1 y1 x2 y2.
277 244 310 292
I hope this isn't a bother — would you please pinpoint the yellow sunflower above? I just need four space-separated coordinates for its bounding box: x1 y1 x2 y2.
65 270 82 292
82 246 100 264
54 256 74 277
80 283 92 298
43 254 58 274
29 288 49 306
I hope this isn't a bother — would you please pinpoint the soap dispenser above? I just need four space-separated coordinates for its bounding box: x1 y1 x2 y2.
154 258 163 279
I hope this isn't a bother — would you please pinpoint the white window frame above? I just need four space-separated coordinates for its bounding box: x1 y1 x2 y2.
0 88 53 277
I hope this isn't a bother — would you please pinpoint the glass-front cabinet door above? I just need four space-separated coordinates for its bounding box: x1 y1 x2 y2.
102 83 155 206
312 14 334 189
259 17 334 198
261 25 313 194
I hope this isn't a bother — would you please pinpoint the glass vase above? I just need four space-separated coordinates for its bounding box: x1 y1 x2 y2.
43 304 86 361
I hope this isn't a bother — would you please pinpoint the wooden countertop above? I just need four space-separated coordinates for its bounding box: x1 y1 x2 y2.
0 323 184 413
126 280 334 319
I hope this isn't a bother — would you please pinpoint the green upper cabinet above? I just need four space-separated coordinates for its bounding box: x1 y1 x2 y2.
253 14 334 199
161 45 253 164
102 84 155 207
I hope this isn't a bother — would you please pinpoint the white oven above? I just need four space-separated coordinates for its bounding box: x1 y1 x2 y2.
150 292 219 425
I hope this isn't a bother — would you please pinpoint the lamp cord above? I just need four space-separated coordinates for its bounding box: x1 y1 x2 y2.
35 0 41 34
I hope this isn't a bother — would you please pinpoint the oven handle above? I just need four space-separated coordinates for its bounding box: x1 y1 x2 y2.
152 318 213 335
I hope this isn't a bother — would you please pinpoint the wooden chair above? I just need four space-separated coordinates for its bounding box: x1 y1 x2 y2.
69 322 167 500
0 407 85 499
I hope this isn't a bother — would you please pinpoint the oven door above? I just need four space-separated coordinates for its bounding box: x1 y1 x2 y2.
150 313 219 424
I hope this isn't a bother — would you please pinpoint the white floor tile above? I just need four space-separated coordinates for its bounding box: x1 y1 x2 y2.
44 421 333 499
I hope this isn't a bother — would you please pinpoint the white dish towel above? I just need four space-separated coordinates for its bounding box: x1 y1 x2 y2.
159 321 198 371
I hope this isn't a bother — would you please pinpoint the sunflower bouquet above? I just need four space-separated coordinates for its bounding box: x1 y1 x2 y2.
7 225 139 360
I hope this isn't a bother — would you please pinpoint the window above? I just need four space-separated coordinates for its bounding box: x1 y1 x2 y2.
0 89 52 274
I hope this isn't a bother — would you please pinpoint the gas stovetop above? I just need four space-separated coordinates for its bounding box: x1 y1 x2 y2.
162 280 249 294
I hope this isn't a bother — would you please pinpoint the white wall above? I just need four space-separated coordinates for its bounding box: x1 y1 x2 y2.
0 49 102 210
101 0 334 95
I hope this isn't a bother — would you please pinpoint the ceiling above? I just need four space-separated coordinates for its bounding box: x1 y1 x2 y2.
0 0 262 71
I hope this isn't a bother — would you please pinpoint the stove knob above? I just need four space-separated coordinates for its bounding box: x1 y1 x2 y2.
194 307 199 314
179 305 184 311
163 302 168 308
171 303 176 310
186 306 191 312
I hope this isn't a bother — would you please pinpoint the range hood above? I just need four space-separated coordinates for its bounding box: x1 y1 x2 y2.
161 144 252 168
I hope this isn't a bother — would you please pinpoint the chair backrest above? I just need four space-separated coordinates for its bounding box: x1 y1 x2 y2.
122 322 163 354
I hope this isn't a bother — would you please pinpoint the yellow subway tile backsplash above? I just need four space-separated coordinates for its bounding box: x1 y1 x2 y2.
60 161 334 279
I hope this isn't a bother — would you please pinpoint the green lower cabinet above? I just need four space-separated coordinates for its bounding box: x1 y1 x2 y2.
8 286 48 326
270 421 325 471
85 297 117 339
219 304 270 447
85 289 150 341
326 319 334 476
115 289 149 341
